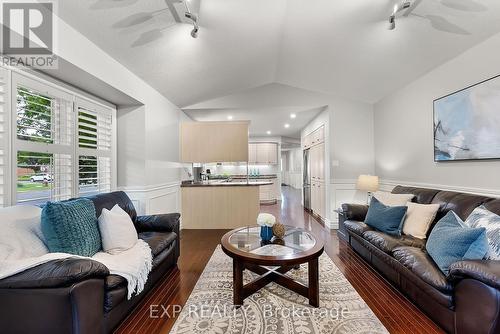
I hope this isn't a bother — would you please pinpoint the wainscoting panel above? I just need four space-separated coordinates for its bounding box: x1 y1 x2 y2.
121 182 181 217
329 179 367 229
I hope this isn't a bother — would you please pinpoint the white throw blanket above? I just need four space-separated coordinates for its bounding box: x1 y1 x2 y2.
0 206 152 299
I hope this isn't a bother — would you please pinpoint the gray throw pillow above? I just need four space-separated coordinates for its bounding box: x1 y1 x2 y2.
465 206 500 260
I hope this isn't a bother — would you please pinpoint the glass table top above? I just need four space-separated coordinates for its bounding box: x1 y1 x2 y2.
227 226 316 257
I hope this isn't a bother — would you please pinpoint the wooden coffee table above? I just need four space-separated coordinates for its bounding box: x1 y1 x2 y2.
221 225 324 307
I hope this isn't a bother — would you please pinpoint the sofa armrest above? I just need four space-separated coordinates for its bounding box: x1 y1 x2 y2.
340 203 369 222
0 258 109 289
135 213 180 233
449 260 500 290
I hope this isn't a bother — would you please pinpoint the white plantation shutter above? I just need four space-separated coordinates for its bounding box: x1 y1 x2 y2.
0 68 10 207
76 98 113 196
12 73 75 205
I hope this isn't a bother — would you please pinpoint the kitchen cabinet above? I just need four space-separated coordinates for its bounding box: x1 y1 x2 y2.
181 121 249 163
310 143 325 182
258 178 280 203
303 125 325 149
181 185 260 229
249 142 278 165
311 181 326 219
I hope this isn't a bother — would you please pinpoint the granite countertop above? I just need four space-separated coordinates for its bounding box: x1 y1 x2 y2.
216 174 278 180
181 180 273 187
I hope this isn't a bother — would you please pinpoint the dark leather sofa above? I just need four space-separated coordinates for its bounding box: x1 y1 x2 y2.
0 191 180 334
338 186 500 334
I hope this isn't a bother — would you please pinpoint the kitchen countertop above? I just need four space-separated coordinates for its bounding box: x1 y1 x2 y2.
210 174 278 180
181 180 273 187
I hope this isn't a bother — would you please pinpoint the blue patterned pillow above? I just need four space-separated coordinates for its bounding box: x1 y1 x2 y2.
465 206 500 260
41 198 102 257
365 197 408 236
427 211 488 274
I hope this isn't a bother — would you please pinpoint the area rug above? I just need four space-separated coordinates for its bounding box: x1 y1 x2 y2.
169 246 388 334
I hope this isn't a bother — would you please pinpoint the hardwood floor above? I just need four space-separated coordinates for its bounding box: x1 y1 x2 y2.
116 186 444 334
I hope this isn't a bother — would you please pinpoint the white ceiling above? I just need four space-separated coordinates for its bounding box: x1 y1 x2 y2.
57 0 500 136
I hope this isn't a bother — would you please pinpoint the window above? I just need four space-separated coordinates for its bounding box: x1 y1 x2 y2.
8 72 116 206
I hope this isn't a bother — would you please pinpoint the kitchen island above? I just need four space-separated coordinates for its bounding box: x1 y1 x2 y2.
181 180 272 229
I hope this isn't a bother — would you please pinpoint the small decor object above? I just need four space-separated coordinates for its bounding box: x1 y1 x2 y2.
257 213 276 242
364 197 407 236
426 211 488 274
434 75 500 161
272 222 285 239
41 198 102 257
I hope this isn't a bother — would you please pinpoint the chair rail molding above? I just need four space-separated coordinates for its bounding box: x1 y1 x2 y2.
119 181 181 217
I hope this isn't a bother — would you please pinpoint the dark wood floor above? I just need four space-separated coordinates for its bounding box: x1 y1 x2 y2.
116 186 444 334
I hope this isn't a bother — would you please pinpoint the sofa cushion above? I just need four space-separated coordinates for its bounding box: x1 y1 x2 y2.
427 211 488 274
365 197 407 236
373 191 414 206
344 220 373 236
465 206 500 260
402 202 440 239
139 231 177 257
393 246 453 293
391 186 440 204
41 198 102 257
98 204 138 255
431 191 491 221
362 231 425 254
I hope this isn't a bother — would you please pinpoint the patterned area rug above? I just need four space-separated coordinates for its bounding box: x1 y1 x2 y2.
169 246 388 334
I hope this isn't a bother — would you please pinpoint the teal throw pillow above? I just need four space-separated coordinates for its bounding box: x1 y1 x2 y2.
426 211 488 274
365 197 407 236
41 198 102 257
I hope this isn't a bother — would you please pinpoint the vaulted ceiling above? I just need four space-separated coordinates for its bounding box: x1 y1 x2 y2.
58 0 500 136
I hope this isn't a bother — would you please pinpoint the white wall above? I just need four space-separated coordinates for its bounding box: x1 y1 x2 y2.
374 31 500 196
301 96 375 228
54 17 187 215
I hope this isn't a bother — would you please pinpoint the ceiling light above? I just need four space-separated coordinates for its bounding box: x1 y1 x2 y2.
227 115 233 120
388 1 411 30
290 113 296 119
267 131 271 135
184 1 199 38
284 124 290 128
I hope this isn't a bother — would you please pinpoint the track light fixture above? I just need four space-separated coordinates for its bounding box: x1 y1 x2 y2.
184 1 199 38
388 1 411 30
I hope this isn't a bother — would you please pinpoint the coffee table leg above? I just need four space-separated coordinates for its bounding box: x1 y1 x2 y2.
233 260 244 306
308 258 319 307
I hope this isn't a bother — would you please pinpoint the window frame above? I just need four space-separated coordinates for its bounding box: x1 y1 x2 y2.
9 71 116 205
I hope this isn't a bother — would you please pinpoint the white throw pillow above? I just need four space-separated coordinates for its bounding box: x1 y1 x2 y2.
373 191 415 207
465 206 500 260
402 202 440 239
98 205 138 255
0 205 48 260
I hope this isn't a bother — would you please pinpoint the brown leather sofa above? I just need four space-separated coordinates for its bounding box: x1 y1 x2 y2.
338 186 500 334
0 191 180 334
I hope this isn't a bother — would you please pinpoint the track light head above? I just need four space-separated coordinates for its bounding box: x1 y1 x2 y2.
388 15 396 30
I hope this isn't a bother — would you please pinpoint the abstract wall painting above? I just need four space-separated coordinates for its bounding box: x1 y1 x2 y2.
434 75 500 161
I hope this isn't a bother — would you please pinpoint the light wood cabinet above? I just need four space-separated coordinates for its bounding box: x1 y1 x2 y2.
249 142 278 165
181 186 260 229
181 121 249 163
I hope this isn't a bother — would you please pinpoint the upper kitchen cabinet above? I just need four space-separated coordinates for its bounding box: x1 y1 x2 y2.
249 142 278 165
181 121 249 163
303 125 325 150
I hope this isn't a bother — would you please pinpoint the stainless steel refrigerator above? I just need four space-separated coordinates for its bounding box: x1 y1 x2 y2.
303 149 311 210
